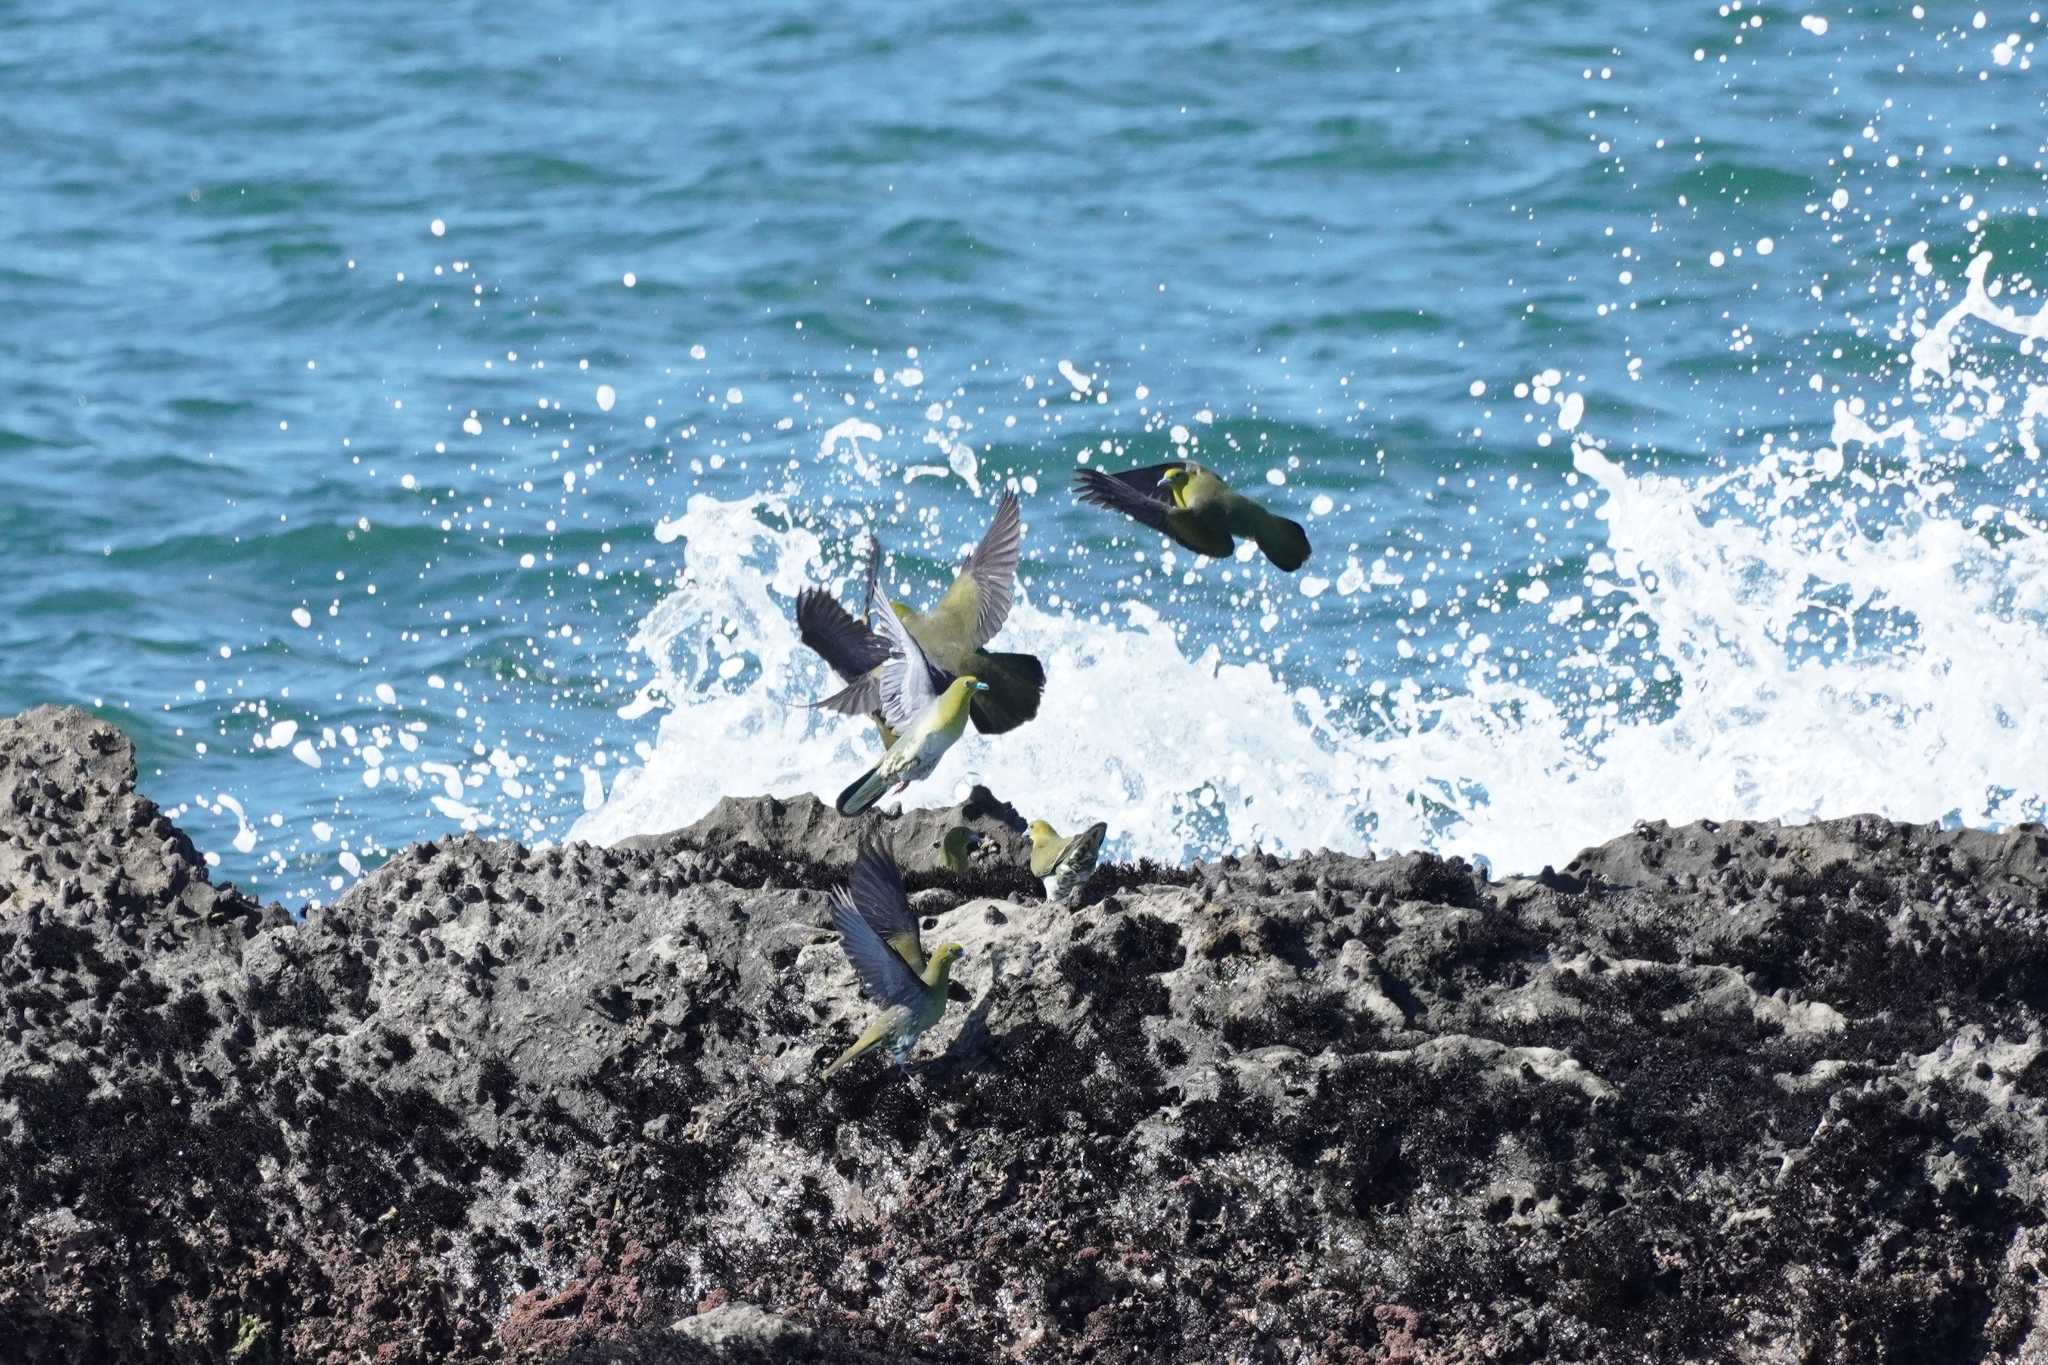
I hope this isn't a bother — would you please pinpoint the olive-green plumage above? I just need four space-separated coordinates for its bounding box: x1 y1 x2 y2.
797 492 1046 738
833 603 988 816
939 826 979 874
820 834 964 1078
1072 461 1312 571
1026 819 1109 905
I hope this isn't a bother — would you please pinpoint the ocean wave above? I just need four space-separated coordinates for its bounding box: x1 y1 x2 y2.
575 256 2048 874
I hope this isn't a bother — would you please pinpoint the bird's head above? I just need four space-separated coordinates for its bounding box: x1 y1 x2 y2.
1157 464 1196 495
931 943 966 969
941 826 979 853
934 675 987 726
1026 819 1056 847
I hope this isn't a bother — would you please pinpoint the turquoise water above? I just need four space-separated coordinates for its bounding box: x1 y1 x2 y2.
5 4 2047 898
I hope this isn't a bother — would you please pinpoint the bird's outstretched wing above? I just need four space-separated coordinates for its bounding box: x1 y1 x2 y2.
831 889 926 1012
873 595 942 732
1072 462 1186 535
796 587 892 684
956 490 1022 649
808 673 884 718
849 828 923 973
925 490 1023 652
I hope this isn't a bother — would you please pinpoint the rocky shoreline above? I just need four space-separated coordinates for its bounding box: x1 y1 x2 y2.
3 703 2048 1362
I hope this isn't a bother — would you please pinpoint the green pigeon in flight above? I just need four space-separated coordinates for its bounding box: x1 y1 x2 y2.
833 597 986 816
1073 461 1311 571
820 833 966 1078
797 491 1045 740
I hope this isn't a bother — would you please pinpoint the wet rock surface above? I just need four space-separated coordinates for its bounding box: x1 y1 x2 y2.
4 703 2048 1362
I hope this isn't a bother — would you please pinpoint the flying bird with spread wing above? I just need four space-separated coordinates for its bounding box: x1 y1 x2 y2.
820 833 966 1078
1072 461 1311 571
796 491 1045 741
832 596 986 816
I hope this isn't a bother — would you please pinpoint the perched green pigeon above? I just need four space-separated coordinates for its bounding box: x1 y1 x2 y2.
820 834 965 1078
1027 819 1110 905
797 491 1045 738
939 826 980 874
1072 461 1311 571
833 600 986 816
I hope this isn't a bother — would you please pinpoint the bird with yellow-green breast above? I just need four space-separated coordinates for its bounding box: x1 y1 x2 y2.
796 491 1046 743
820 833 965 1078
1027 819 1110 905
1073 461 1311 571
833 596 987 816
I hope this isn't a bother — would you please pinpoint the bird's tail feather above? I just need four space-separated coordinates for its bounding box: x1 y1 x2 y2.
968 650 1047 735
836 764 889 816
1252 510 1312 572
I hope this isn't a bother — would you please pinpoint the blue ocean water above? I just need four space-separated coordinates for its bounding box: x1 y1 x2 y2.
4 3 2046 899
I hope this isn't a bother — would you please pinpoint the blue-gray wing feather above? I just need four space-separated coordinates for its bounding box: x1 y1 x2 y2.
831 890 926 1012
796 587 892 684
1073 463 1186 535
963 491 1022 648
873 598 940 731
850 830 917 942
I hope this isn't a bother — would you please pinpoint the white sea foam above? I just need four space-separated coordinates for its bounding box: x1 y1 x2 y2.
216 793 258 854
574 256 2048 874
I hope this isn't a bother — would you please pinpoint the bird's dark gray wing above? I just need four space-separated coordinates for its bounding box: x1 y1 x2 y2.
808 673 884 718
960 490 1022 649
858 531 883 623
796 587 892 683
810 654 952 720
831 889 927 1012
874 597 941 732
1073 463 1184 535
1057 821 1110 873
850 829 923 972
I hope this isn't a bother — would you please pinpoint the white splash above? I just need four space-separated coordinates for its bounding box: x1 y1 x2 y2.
216 793 258 855
576 258 2048 874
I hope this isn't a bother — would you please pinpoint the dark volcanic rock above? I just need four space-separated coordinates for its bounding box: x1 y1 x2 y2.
5 705 2048 1363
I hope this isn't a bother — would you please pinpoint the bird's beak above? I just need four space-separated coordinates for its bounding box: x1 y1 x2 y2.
972 680 990 692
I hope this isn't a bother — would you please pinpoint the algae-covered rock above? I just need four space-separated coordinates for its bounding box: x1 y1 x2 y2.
4 706 2048 1362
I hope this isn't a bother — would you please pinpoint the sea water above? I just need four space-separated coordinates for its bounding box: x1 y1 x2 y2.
2 3 2043 899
